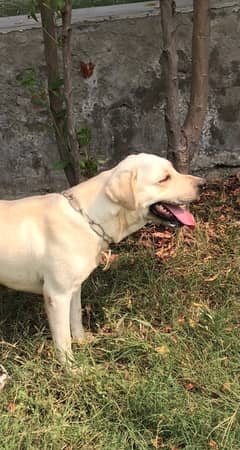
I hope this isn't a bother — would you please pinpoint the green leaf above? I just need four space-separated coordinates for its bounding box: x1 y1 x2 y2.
52 160 69 171
48 78 64 92
85 159 98 176
76 127 92 146
79 160 86 169
29 10 38 22
50 0 65 11
31 96 47 107
21 77 36 87
28 0 38 22
54 109 67 119
20 69 37 88
79 158 98 178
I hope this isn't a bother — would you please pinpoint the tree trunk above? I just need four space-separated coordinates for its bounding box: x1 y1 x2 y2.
182 0 210 171
39 0 79 186
61 0 81 183
160 0 210 173
160 0 182 164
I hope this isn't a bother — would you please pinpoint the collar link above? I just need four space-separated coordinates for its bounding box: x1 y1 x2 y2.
61 191 113 245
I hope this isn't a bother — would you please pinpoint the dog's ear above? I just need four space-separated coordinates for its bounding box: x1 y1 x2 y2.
105 169 138 210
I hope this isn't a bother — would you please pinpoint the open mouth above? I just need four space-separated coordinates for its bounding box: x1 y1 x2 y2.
150 203 196 229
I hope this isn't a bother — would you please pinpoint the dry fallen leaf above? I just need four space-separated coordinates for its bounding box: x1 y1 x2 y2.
208 440 218 449
185 382 195 391
124 370 131 381
170 335 178 344
151 436 164 448
179 227 197 246
8 402 16 414
204 273 219 282
188 319 197 328
192 302 208 308
100 251 119 271
136 225 177 261
177 316 186 325
155 345 170 355
37 342 45 354
155 246 175 261
161 325 172 333
222 382 231 391
152 230 172 239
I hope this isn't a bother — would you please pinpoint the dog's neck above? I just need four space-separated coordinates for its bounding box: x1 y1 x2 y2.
62 190 113 245
64 173 147 244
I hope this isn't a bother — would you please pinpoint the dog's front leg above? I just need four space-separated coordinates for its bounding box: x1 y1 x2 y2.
43 288 72 362
70 287 85 342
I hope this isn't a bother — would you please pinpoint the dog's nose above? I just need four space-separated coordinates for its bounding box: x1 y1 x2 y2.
198 178 207 193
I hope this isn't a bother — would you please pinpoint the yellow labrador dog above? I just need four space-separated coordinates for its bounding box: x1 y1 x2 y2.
0 153 205 361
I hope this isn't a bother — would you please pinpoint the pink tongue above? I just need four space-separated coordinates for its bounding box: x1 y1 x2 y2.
165 204 196 229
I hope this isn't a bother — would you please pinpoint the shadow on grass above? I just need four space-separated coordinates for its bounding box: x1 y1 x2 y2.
0 248 163 344
0 287 46 342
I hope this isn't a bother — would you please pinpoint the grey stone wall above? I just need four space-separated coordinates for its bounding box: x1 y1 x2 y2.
0 2 240 198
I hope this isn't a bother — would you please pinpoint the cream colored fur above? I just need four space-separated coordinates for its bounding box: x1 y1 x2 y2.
0 153 204 361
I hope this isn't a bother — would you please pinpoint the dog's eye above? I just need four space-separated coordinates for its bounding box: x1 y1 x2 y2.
159 174 170 183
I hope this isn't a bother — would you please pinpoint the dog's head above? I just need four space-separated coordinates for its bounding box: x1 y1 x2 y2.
105 153 205 229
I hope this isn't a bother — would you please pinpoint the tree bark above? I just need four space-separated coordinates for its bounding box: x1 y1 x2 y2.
160 0 210 173
160 0 182 164
183 0 210 169
38 0 79 186
61 0 81 183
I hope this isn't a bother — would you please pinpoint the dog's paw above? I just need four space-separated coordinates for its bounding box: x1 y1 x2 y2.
72 331 94 346
0 364 9 391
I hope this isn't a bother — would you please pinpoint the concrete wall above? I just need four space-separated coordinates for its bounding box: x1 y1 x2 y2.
0 1 240 198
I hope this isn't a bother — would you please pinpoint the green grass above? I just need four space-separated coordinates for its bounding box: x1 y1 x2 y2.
0 179 240 449
0 0 144 18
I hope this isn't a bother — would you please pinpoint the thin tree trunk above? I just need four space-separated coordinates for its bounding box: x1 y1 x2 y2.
160 0 209 173
183 0 210 166
39 0 78 186
160 0 182 164
61 0 81 183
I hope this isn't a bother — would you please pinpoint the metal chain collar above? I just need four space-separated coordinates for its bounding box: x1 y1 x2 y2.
61 191 113 245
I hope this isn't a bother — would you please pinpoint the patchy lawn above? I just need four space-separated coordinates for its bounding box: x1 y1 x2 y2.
0 177 239 450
